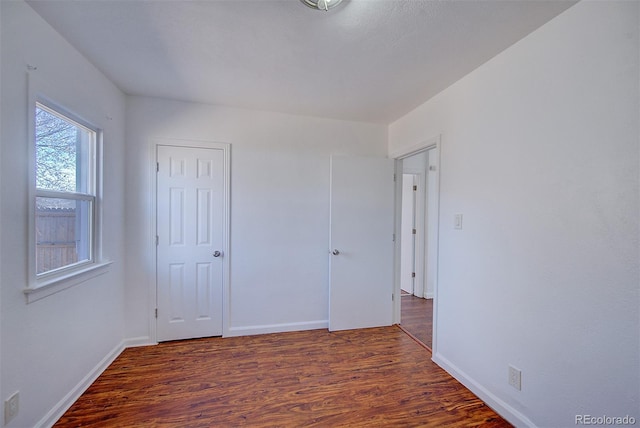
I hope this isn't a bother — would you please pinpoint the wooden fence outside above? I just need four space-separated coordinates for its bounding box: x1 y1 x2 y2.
36 208 78 274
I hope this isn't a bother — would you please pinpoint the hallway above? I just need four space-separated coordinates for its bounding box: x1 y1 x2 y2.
400 294 433 349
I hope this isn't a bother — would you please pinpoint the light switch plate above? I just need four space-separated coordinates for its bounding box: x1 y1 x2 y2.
454 214 463 230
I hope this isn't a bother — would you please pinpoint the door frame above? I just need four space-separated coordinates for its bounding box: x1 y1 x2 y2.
149 139 230 343
391 135 441 353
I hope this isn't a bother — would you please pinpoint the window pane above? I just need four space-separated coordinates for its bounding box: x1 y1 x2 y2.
35 105 92 193
36 197 92 275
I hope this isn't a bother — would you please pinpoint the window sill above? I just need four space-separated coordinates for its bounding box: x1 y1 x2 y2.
24 261 113 303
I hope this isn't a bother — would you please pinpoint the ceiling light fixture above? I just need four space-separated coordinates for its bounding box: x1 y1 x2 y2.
300 0 343 12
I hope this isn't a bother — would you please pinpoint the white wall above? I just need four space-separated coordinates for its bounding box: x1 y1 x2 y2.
0 2 127 426
124 96 387 340
0 1 4 423
389 2 639 427
402 151 428 171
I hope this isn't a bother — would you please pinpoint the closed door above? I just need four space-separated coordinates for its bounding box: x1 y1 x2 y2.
156 145 225 341
329 156 395 331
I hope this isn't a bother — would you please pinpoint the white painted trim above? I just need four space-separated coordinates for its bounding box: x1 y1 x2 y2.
148 139 158 344
35 341 125 428
392 160 403 324
27 74 38 291
432 352 537 428
150 138 231 342
389 135 439 160
430 143 441 354
123 336 156 348
24 261 113 304
226 320 328 337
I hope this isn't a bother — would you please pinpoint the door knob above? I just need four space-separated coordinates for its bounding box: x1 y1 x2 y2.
332 249 340 255
213 250 223 258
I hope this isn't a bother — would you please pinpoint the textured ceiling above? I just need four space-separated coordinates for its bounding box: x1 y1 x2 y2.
26 0 576 124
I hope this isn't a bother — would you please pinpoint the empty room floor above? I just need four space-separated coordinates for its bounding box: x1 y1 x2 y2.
401 294 433 349
55 327 510 427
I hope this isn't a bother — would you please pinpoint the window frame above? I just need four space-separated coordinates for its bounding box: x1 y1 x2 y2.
25 78 109 302
35 102 97 276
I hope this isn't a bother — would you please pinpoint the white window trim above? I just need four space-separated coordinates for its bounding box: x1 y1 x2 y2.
25 72 108 302
25 261 113 304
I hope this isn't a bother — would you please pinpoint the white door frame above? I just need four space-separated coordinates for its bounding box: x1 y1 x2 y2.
149 139 230 343
391 135 441 353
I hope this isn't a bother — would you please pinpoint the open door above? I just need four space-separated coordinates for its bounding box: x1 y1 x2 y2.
329 156 395 331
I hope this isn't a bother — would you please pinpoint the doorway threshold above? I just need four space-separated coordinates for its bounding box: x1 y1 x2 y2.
397 324 432 353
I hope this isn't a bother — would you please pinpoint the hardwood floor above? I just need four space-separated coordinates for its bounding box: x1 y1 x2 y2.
401 295 433 349
55 327 510 427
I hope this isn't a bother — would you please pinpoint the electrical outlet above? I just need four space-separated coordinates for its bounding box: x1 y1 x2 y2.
4 391 19 424
508 366 522 391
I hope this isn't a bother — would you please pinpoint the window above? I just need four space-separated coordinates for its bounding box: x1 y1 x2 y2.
34 102 97 277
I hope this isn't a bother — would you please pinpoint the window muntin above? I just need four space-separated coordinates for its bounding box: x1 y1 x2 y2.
35 102 96 277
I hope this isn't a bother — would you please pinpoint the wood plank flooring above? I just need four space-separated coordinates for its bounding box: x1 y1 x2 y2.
400 295 433 349
55 326 510 427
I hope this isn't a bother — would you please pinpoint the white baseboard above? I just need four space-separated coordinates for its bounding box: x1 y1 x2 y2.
123 336 155 348
36 341 125 428
432 352 536 428
226 320 328 337
425 292 434 299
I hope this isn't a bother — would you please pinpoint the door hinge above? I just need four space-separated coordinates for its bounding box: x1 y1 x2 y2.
392 233 396 242
156 162 160 172
429 165 437 171
413 185 417 191
155 308 158 318
412 272 416 278
156 235 159 246
412 228 416 234
392 293 394 301
393 173 396 182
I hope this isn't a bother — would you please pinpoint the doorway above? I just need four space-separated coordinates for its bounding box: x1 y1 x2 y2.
397 145 439 350
155 141 230 342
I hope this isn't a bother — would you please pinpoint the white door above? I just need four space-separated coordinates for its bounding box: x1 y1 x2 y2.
400 174 417 295
329 156 395 331
156 145 225 342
